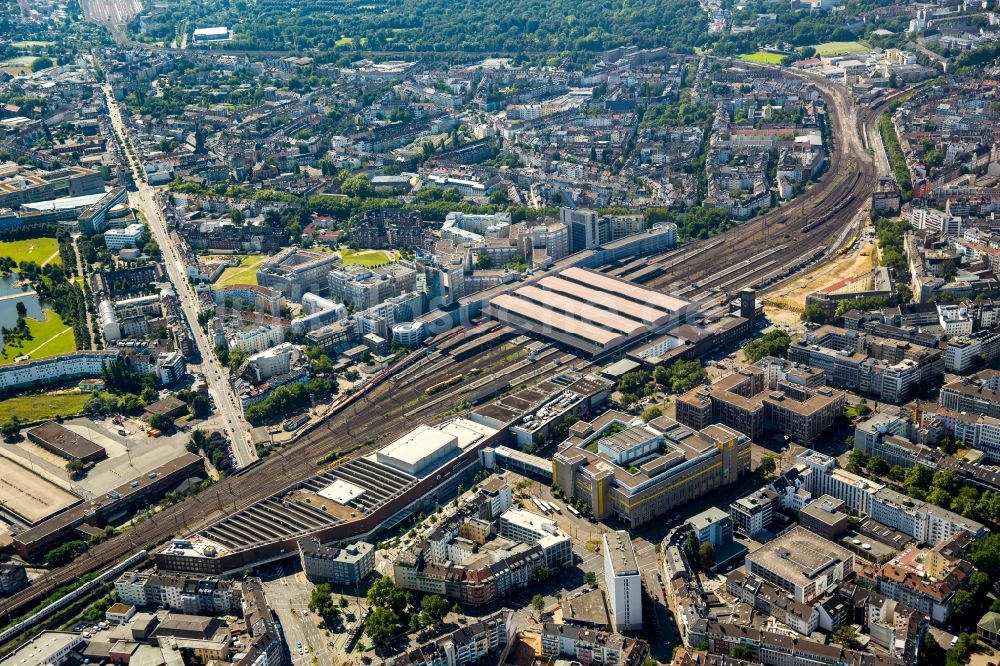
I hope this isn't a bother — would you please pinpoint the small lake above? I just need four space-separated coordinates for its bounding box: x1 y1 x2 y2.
0 273 48 336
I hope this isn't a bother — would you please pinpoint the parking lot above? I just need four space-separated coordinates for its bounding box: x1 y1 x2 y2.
260 559 365 665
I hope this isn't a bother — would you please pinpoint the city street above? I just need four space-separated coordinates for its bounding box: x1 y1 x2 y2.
99 83 257 468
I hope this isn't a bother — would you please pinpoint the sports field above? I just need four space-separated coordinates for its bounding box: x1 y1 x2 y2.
0 237 61 266
340 249 392 268
0 310 75 365
214 254 266 287
0 457 80 524
0 392 91 423
813 41 868 56
740 51 785 65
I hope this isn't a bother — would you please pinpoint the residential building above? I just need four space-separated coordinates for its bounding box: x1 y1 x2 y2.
392 610 516 665
875 545 974 624
540 623 646 665
604 530 642 631
228 325 284 353
114 571 243 615
730 488 777 538
297 539 375 586
0 562 27 595
869 487 988 546
940 370 1000 419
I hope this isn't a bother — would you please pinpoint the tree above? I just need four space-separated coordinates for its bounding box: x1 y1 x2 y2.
43 539 88 566
66 459 85 476
228 348 249 370
731 644 753 660
420 594 451 628
365 606 400 646
148 413 174 432
641 406 662 423
341 173 373 198
757 456 777 477
800 303 827 324
308 583 339 625
686 531 699 560
699 542 715 569
14 301 26 318
0 416 21 441
190 395 212 419
474 252 492 269
367 576 410 614
834 625 860 649
31 57 53 72
742 330 791 363
584 571 597 585
531 594 545 614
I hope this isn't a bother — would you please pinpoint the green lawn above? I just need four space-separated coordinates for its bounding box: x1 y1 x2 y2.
340 249 392 268
0 391 91 423
1 56 39 76
740 51 786 65
0 237 61 267
214 254 266 287
0 310 75 365
813 41 868 56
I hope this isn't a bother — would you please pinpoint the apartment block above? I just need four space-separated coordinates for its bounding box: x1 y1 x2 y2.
297 539 375 586
869 487 988 546
604 531 642 631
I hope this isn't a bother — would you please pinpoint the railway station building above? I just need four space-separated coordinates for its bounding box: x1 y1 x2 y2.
486 266 693 356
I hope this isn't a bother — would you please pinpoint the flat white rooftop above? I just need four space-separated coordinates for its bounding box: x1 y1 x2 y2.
317 478 367 505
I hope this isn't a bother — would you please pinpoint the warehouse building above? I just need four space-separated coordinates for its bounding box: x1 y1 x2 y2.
553 412 751 527
487 266 691 356
27 421 106 464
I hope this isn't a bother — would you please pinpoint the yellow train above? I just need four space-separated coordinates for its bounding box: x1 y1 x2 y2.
426 374 464 395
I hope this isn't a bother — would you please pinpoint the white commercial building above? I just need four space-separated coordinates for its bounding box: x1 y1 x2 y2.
228 325 285 354
498 508 573 568
938 304 973 337
909 207 961 236
604 530 642 631
192 26 230 41
797 449 884 515
374 419 498 477
0 631 83 665
246 343 293 380
104 223 146 251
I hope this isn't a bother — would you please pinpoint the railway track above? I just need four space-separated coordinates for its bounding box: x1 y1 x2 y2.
0 336 538 627
0 53 903 637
